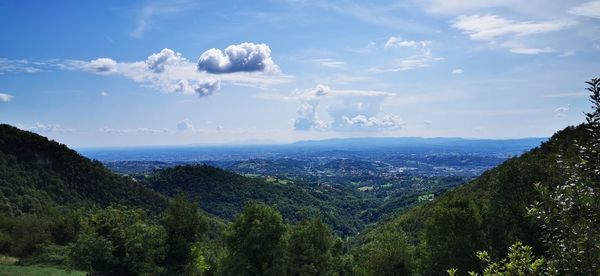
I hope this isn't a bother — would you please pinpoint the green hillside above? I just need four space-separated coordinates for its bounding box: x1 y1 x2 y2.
143 164 377 235
0 124 168 215
353 123 591 274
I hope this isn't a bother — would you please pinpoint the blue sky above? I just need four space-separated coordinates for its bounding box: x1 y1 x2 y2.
0 0 599 147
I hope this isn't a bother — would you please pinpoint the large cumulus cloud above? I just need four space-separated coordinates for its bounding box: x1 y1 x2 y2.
197 43 278 74
290 84 404 132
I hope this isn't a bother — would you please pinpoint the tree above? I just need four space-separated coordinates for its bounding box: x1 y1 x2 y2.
447 242 556 276
222 202 286 276
286 216 335 276
69 206 167 275
421 199 485 274
529 78 600 275
355 230 415 276
162 194 208 274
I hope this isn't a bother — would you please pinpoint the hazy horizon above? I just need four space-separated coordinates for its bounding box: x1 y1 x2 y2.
71 135 549 151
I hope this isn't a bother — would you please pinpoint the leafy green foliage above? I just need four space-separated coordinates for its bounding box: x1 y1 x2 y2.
222 202 287 276
354 230 415 276
448 242 556 276
285 216 335 276
161 194 208 274
529 78 600 274
69 206 167 275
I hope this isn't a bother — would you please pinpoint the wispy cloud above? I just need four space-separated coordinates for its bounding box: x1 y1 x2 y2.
291 1 432 33
18 123 74 133
131 0 196 38
311 58 346 68
452 68 463 74
0 58 45 74
371 37 443 73
384 37 431 49
452 14 576 54
0 93 13 102
544 92 589 98
508 47 555 55
175 119 210 133
569 0 600 19
554 106 570 117
453 14 574 41
98 127 169 134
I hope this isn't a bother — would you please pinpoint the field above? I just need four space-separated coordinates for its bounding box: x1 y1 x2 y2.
0 265 85 276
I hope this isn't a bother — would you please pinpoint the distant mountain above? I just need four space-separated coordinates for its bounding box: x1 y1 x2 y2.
0 124 168 215
79 136 547 162
354 124 589 274
289 136 547 154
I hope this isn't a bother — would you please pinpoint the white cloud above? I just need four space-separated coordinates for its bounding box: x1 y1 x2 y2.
176 119 194 131
508 47 554 54
453 15 575 42
452 14 575 54
558 51 576 57
61 47 291 97
0 58 44 74
290 84 403 132
19 123 74 133
261 84 394 102
424 0 516 14
371 52 444 72
65 56 219 96
312 58 346 68
569 1 600 19
146 48 187 73
554 106 569 117
385 37 432 49
98 127 169 134
544 91 589 98
339 114 404 131
0 93 13 102
85 58 118 74
452 68 464 74
100 91 109 97
293 102 327 130
175 119 213 133
192 79 220 97
197 43 278 74
131 1 195 38
424 120 433 125
372 37 443 72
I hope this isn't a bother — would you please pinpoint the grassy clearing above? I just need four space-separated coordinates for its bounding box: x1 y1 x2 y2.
0 265 85 276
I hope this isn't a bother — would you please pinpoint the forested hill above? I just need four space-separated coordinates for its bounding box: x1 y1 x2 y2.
142 164 377 235
353 123 591 274
0 124 167 215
